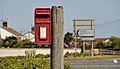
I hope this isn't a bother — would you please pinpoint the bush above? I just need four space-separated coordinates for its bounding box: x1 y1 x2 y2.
35 54 50 59
0 36 37 48
0 57 50 69
64 52 91 58
64 63 71 69
0 56 72 69
64 52 73 57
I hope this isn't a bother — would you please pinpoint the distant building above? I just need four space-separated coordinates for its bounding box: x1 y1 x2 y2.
31 26 35 34
95 38 109 43
21 26 35 42
71 37 111 48
22 31 35 42
0 21 23 39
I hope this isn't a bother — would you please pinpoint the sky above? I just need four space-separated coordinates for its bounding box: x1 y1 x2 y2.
0 0 120 38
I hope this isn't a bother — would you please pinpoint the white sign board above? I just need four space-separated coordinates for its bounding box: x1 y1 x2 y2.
73 19 95 41
76 20 93 25
40 26 46 39
81 37 95 41
79 30 94 36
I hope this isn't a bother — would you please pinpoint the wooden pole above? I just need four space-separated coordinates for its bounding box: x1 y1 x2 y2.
51 6 64 69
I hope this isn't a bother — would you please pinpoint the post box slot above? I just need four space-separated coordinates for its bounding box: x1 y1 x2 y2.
36 14 50 18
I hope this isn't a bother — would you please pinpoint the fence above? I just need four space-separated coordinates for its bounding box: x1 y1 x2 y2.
99 49 120 55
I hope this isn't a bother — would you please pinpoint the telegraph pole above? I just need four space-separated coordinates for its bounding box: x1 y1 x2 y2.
51 6 64 69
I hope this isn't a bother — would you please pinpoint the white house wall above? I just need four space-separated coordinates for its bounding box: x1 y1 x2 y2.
24 32 35 42
0 27 16 39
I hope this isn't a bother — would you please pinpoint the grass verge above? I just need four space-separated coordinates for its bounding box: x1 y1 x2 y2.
65 55 120 62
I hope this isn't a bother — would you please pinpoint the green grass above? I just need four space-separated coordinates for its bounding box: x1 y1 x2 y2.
65 55 120 62
69 67 106 69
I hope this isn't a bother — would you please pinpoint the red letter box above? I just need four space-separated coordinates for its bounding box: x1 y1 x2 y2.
35 8 52 47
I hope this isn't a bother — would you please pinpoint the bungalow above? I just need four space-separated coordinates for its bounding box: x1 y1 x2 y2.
0 22 23 39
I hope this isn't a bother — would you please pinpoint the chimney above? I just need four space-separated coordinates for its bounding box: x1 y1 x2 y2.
3 21 8 27
31 26 35 34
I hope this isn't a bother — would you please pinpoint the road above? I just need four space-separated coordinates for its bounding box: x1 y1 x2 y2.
68 59 120 69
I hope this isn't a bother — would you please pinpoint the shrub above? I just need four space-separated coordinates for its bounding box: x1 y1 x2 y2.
64 63 71 69
0 57 50 69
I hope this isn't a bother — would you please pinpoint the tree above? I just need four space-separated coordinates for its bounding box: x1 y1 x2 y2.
113 41 120 50
19 40 35 48
104 41 112 49
95 42 105 49
109 36 120 50
2 36 18 48
64 32 73 46
1 36 36 48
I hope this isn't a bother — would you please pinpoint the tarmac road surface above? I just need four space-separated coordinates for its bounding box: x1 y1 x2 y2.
69 59 120 69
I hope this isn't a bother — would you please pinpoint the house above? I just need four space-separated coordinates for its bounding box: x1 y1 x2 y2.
94 38 110 44
0 21 23 39
95 38 109 43
20 26 35 42
94 38 112 48
22 31 35 42
71 37 111 48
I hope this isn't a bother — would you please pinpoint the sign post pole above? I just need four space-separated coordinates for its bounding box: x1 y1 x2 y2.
83 41 85 54
91 41 94 57
75 35 77 53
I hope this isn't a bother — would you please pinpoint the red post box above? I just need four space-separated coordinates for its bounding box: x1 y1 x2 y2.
35 8 52 47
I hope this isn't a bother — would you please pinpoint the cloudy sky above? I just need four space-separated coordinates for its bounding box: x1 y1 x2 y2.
0 0 120 38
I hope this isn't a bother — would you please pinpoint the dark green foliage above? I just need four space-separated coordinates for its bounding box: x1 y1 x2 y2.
109 36 120 50
64 63 71 69
96 42 105 49
64 52 73 57
19 40 35 48
64 32 73 46
0 36 38 48
64 52 91 58
95 36 120 50
0 56 73 69
0 57 50 69
35 54 50 59
1 36 18 48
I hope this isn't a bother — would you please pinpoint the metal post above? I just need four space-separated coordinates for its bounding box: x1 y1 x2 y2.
51 6 64 69
83 41 85 54
91 41 94 57
75 36 77 53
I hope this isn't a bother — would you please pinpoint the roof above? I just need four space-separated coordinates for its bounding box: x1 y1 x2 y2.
95 38 108 42
24 31 34 35
0 26 23 37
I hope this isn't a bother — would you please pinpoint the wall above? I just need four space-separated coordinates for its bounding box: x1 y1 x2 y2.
0 48 81 57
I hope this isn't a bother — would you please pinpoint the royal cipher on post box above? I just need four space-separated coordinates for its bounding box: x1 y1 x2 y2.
35 8 52 47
